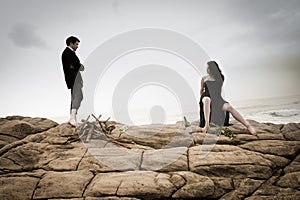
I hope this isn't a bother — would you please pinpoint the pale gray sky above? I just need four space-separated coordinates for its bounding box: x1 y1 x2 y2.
0 0 300 122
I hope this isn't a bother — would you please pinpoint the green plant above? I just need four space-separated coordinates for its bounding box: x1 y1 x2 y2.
221 127 236 140
119 125 128 134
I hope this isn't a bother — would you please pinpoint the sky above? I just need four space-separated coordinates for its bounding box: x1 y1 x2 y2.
0 0 300 124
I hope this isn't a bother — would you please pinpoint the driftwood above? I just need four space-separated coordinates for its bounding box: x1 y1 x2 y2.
76 114 132 149
76 114 112 142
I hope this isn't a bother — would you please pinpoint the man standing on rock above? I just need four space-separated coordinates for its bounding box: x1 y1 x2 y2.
61 36 84 127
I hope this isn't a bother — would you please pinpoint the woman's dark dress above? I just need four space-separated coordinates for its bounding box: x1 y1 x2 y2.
199 80 231 127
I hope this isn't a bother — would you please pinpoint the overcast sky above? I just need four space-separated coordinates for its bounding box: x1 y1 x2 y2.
0 0 300 123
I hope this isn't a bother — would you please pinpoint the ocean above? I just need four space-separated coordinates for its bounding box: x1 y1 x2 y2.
232 94 300 124
50 95 300 125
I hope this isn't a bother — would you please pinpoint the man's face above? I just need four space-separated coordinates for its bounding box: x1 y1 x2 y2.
70 41 79 51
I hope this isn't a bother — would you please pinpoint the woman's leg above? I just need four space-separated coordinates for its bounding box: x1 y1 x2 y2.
201 97 211 132
223 103 257 135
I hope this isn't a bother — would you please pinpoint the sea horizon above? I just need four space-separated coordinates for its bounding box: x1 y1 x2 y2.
37 94 300 125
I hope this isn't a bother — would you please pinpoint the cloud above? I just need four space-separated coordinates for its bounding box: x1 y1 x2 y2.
8 23 49 49
222 0 300 46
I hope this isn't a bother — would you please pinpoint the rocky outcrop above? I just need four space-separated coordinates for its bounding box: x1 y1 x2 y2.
0 115 299 199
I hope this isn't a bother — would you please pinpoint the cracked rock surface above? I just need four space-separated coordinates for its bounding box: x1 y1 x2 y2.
0 115 300 199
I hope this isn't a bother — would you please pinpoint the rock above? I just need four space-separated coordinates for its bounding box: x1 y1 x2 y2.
0 116 58 154
0 116 300 199
0 140 7 149
284 155 300 173
249 185 300 199
141 147 188 171
199 144 243 152
284 131 300 141
118 172 175 198
87 147 142 171
220 178 264 200
47 143 87 171
189 145 273 179
261 154 290 168
34 170 93 199
169 173 186 189
111 124 194 149
0 116 58 140
84 172 122 196
257 133 285 140
85 197 140 200
192 165 272 180
189 145 273 166
276 172 300 189
236 134 258 142
281 122 300 134
0 157 22 172
2 138 86 172
211 177 234 198
84 171 176 198
171 171 215 198
229 120 283 134
193 132 241 145
51 198 84 200
41 123 78 144
240 140 300 157
3 142 45 171
280 121 300 141
0 134 18 149
0 176 39 200
77 154 112 172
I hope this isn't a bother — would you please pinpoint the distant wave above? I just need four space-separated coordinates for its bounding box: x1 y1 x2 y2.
267 109 300 117
246 109 300 124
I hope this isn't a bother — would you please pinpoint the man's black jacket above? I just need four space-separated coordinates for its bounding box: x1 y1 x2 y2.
61 47 83 89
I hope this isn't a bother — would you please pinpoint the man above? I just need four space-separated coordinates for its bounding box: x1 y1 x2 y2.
61 36 84 127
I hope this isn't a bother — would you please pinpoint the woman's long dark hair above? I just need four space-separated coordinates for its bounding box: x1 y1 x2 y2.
207 61 225 83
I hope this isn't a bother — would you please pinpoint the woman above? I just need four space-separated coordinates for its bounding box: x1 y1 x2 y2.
199 61 257 135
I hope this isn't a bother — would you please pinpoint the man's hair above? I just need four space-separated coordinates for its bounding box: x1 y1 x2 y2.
66 36 80 46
